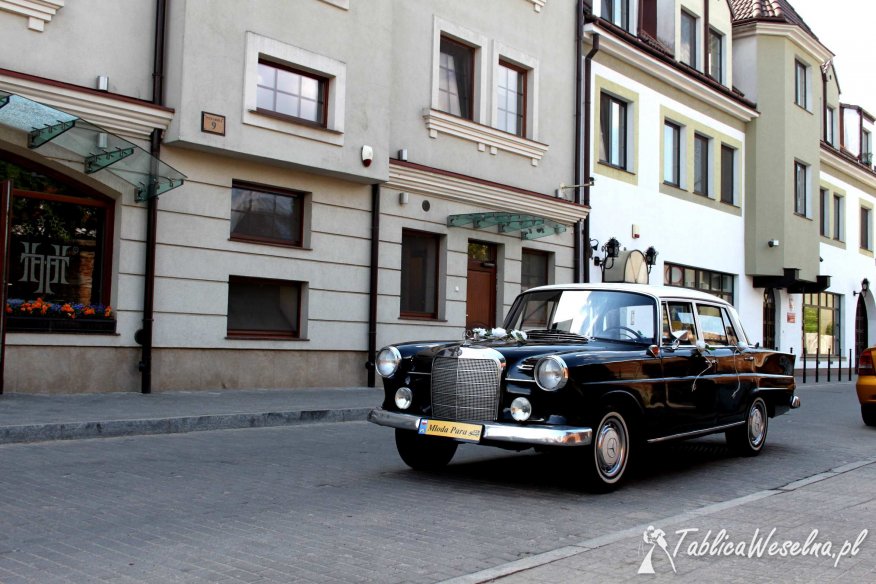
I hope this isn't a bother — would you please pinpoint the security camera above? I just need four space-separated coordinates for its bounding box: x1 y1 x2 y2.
767 239 780 248
361 145 374 167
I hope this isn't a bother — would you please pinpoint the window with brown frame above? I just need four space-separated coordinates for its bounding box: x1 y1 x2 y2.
230 181 304 247
680 10 697 69
400 230 440 319
694 133 710 195
599 92 627 168
521 249 550 291
1 156 116 334
256 59 327 126
227 276 302 339
438 36 475 120
861 207 872 251
795 60 808 109
497 60 526 137
720 144 735 204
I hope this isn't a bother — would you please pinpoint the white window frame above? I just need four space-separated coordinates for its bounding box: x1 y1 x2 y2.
243 32 346 146
663 119 683 187
795 59 810 110
794 160 811 218
826 106 836 146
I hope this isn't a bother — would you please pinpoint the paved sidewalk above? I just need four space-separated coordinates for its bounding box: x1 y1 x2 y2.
0 386 382 444
440 459 876 583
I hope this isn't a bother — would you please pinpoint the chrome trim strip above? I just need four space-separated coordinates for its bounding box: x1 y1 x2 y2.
406 371 431 376
647 421 745 444
504 377 536 383
367 408 592 447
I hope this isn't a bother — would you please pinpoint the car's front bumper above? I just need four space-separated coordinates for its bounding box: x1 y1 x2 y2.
367 408 593 447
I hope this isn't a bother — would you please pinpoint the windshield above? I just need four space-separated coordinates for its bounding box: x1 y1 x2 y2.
505 289 658 344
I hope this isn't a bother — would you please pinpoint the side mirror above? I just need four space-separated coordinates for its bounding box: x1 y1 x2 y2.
736 341 750 352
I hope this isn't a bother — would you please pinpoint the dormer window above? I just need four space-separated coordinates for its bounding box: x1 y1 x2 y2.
708 28 723 83
680 10 698 70
602 0 630 30
863 130 873 166
826 106 836 145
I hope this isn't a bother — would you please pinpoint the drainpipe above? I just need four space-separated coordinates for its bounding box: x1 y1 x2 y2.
140 0 168 394
580 22 600 284
574 1 585 282
366 183 380 388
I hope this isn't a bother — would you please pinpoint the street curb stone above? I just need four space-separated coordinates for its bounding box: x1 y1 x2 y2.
0 407 372 444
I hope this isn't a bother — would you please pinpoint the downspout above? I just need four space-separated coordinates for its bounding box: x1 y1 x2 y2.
574 1 585 282
366 183 380 388
140 0 168 394
581 19 600 283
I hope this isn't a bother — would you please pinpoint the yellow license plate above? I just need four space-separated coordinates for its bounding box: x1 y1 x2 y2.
418 419 482 442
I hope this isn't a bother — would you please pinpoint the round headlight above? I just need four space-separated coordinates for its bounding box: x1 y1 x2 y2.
375 346 402 378
510 397 532 422
394 387 413 410
535 356 568 391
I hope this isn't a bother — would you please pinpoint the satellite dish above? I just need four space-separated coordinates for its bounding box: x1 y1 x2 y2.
602 250 648 284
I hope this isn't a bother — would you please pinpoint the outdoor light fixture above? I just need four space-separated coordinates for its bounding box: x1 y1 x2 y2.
645 246 659 274
854 278 870 296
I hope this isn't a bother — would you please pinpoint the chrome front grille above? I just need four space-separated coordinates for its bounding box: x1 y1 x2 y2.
431 349 503 422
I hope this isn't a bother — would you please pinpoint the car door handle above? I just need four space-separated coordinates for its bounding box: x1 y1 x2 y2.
742 356 755 361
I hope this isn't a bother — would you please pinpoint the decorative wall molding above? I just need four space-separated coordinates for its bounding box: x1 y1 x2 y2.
0 0 65 32
387 161 588 225
0 72 174 141
423 108 549 166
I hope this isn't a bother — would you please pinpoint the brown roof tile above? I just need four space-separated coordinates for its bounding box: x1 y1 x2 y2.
729 0 818 41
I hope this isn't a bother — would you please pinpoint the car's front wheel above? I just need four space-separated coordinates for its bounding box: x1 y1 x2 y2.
584 408 631 492
862 404 876 427
394 429 458 471
726 397 768 456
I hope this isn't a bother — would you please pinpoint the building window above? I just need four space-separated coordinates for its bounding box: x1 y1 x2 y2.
0 158 115 333
602 0 629 30
795 60 808 109
708 28 723 82
521 249 550 291
803 293 841 355
680 10 698 69
664 262 734 304
438 36 474 120
863 130 873 166
227 276 302 339
861 207 872 251
794 161 808 216
401 230 440 318
497 60 526 136
230 181 304 247
694 133 710 195
663 121 681 187
256 60 327 126
826 106 836 146
599 92 627 168
819 189 830 237
833 194 844 242
720 144 735 204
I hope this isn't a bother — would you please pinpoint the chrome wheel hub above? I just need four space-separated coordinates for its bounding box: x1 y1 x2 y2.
749 403 765 446
596 417 627 478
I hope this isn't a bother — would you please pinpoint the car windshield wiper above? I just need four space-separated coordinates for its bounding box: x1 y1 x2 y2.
589 335 653 345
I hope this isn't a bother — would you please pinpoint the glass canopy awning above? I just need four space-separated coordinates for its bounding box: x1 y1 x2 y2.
0 91 185 201
447 212 567 240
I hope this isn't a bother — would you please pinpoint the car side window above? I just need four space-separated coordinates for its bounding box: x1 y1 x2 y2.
721 307 739 345
663 301 697 344
697 304 729 346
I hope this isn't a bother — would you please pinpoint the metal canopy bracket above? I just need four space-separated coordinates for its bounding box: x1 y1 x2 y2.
135 178 185 202
85 147 135 174
448 212 567 240
28 119 75 148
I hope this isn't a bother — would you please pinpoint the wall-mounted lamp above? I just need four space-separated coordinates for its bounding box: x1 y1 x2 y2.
555 177 595 198
645 246 659 274
854 278 870 296
592 237 621 270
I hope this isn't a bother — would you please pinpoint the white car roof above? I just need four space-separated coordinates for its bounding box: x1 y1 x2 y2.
524 283 733 307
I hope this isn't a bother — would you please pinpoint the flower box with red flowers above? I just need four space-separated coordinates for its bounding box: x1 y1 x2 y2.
5 298 116 334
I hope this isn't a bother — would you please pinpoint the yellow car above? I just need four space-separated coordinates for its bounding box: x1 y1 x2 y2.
856 348 876 426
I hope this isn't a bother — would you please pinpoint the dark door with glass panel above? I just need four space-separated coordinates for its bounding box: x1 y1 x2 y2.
466 241 497 330
763 288 776 350
856 294 868 370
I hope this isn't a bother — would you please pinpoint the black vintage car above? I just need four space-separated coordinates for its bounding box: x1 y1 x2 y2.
368 284 799 490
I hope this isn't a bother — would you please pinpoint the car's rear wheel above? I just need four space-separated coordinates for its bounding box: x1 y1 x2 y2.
584 407 631 492
726 397 768 456
862 404 876 427
394 429 458 471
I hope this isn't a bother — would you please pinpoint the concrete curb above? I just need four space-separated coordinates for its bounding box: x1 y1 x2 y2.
0 407 372 445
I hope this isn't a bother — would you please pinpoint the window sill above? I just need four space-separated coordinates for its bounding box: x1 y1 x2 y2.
398 316 447 323
229 236 309 251
244 108 344 146
423 108 548 166
5 317 117 334
225 335 309 341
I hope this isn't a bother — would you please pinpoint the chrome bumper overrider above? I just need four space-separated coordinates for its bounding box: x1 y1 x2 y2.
367 408 593 447
790 395 801 409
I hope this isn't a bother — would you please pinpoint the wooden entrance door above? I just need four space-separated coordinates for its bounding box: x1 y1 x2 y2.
762 288 776 350
856 293 868 369
466 241 497 330
0 181 12 393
